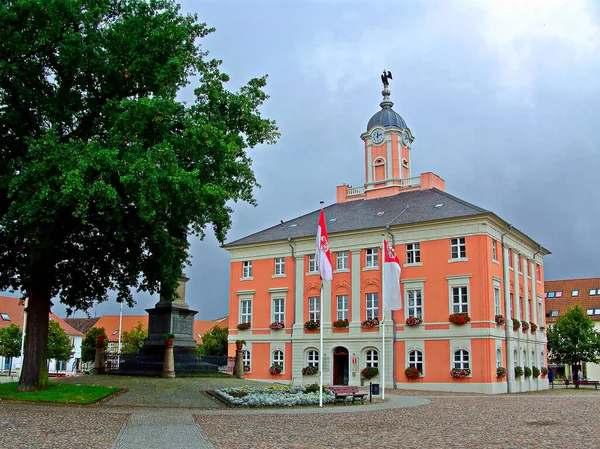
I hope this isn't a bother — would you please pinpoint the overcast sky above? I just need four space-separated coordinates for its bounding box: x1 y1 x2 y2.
44 0 600 320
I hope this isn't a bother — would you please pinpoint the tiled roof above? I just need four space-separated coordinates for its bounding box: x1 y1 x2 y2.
63 317 100 335
544 278 600 322
90 315 229 344
50 313 84 337
225 188 489 247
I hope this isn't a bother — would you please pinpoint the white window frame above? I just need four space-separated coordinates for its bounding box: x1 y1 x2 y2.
243 350 251 370
406 243 421 264
408 350 423 374
273 297 285 323
365 349 379 368
242 261 252 279
493 278 501 316
407 289 422 319
513 349 518 368
453 349 470 370
450 237 466 259
496 348 502 368
336 251 349 270
447 275 471 315
274 257 285 276
272 350 284 372
308 296 320 321
336 295 348 320
240 299 252 324
366 292 379 319
308 254 317 273
540 351 545 367
451 286 469 314
366 248 379 268
492 240 498 262
572 290 579 297
509 293 514 319
307 349 319 368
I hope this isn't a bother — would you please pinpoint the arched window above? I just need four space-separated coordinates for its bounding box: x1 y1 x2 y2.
408 350 423 373
496 348 502 368
531 351 535 367
540 351 545 367
272 350 284 370
453 349 470 370
307 350 319 368
242 350 251 369
513 350 518 367
373 157 386 182
366 349 379 368
522 349 527 366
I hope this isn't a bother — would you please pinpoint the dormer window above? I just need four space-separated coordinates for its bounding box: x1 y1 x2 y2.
373 157 386 182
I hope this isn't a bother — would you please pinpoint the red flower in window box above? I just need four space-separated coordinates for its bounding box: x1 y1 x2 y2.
237 322 251 331
405 367 421 379
449 313 471 326
405 316 423 327
361 317 379 328
332 319 349 328
494 314 506 325
269 321 284 330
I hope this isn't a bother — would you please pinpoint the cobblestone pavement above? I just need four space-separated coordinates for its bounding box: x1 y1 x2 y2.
1 377 599 449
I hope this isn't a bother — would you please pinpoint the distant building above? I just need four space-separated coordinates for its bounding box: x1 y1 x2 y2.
224 78 550 394
544 278 600 380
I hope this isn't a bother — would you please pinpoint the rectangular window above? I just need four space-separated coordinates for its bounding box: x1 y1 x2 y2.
518 256 522 273
547 292 555 298
366 293 379 319
406 243 421 264
508 249 513 268
308 255 317 273
452 287 468 314
407 290 422 318
550 310 559 317
308 296 320 321
555 291 562 297
590 289 598 296
525 259 529 277
242 350 251 369
0 313 9 321
273 298 285 323
538 299 543 325
366 248 379 267
336 295 349 320
336 251 349 270
492 240 498 261
450 238 466 259
274 257 285 275
509 293 514 318
242 261 252 279
240 300 252 323
587 309 594 315
535 264 540 280
595 309 600 315
519 296 523 321
572 290 579 297
494 287 501 315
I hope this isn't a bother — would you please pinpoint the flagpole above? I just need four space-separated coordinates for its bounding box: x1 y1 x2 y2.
117 300 123 366
19 298 28 376
319 280 324 407
381 239 386 400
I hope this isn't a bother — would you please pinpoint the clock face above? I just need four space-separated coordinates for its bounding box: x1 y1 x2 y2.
372 129 384 144
402 130 410 146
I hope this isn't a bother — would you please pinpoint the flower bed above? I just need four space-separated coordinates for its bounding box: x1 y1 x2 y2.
361 367 379 379
304 320 320 330
269 321 284 330
496 367 506 378
361 317 379 328
521 321 530 331
494 314 506 325
237 322 251 331
332 319 349 328
302 365 318 375
214 385 335 407
405 367 421 379
449 313 470 326
405 316 422 327
269 363 283 375
512 318 520 331
450 368 471 378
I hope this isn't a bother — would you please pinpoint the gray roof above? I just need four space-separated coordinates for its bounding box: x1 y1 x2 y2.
367 107 407 131
63 317 100 334
225 188 489 247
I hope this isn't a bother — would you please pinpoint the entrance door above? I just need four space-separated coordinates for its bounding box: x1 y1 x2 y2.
333 347 349 385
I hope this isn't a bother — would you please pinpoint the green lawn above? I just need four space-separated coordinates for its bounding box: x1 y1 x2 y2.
0 382 120 404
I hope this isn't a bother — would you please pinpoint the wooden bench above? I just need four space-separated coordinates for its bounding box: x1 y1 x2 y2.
574 380 599 390
328 386 367 405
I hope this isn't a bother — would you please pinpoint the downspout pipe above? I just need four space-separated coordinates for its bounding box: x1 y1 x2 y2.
288 237 296 342
385 225 397 388
501 224 513 393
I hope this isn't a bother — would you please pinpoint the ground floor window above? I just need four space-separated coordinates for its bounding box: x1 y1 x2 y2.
365 349 378 368
453 349 469 370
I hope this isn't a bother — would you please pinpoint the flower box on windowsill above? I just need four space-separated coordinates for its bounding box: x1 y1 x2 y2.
530 322 538 333
332 319 349 328
243 365 250 373
450 368 471 379
449 313 471 326
269 363 283 375
304 320 320 331
361 367 379 379
405 367 422 380
269 321 284 330
361 317 379 328
496 367 507 378
405 316 422 327
302 365 318 376
494 314 506 326
332 327 349 333
237 322 251 331
521 321 530 332
512 318 521 331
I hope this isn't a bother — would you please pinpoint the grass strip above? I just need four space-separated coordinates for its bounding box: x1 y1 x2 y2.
0 382 120 404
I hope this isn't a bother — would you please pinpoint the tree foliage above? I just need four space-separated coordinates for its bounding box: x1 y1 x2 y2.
0 0 277 390
81 327 108 363
120 321 147 355
197 325 228 356
0 323 22 375
547 305 600 367
47 320 74 363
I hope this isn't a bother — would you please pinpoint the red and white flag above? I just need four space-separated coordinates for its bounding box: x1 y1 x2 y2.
315 209 333 281
383 239 402 310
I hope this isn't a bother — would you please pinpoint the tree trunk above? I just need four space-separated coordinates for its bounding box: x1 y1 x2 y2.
8 357 12 376
18 289 51 392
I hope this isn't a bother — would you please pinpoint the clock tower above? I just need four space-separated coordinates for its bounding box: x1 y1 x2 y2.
359 71 414 198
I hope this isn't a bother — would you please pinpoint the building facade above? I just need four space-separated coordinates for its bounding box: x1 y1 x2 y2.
225 79 550 394
544 277 600 381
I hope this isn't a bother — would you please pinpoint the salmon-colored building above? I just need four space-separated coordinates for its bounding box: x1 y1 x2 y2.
224 79 550 394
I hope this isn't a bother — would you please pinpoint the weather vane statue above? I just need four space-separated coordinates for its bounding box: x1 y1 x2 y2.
381 69 393 87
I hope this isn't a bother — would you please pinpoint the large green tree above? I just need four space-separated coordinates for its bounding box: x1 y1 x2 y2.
0 323 22 375
81 327 108 363
47 320 74 372
547 305 600 375
0 0 278 390
120 321 147 355
197 325 228 356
